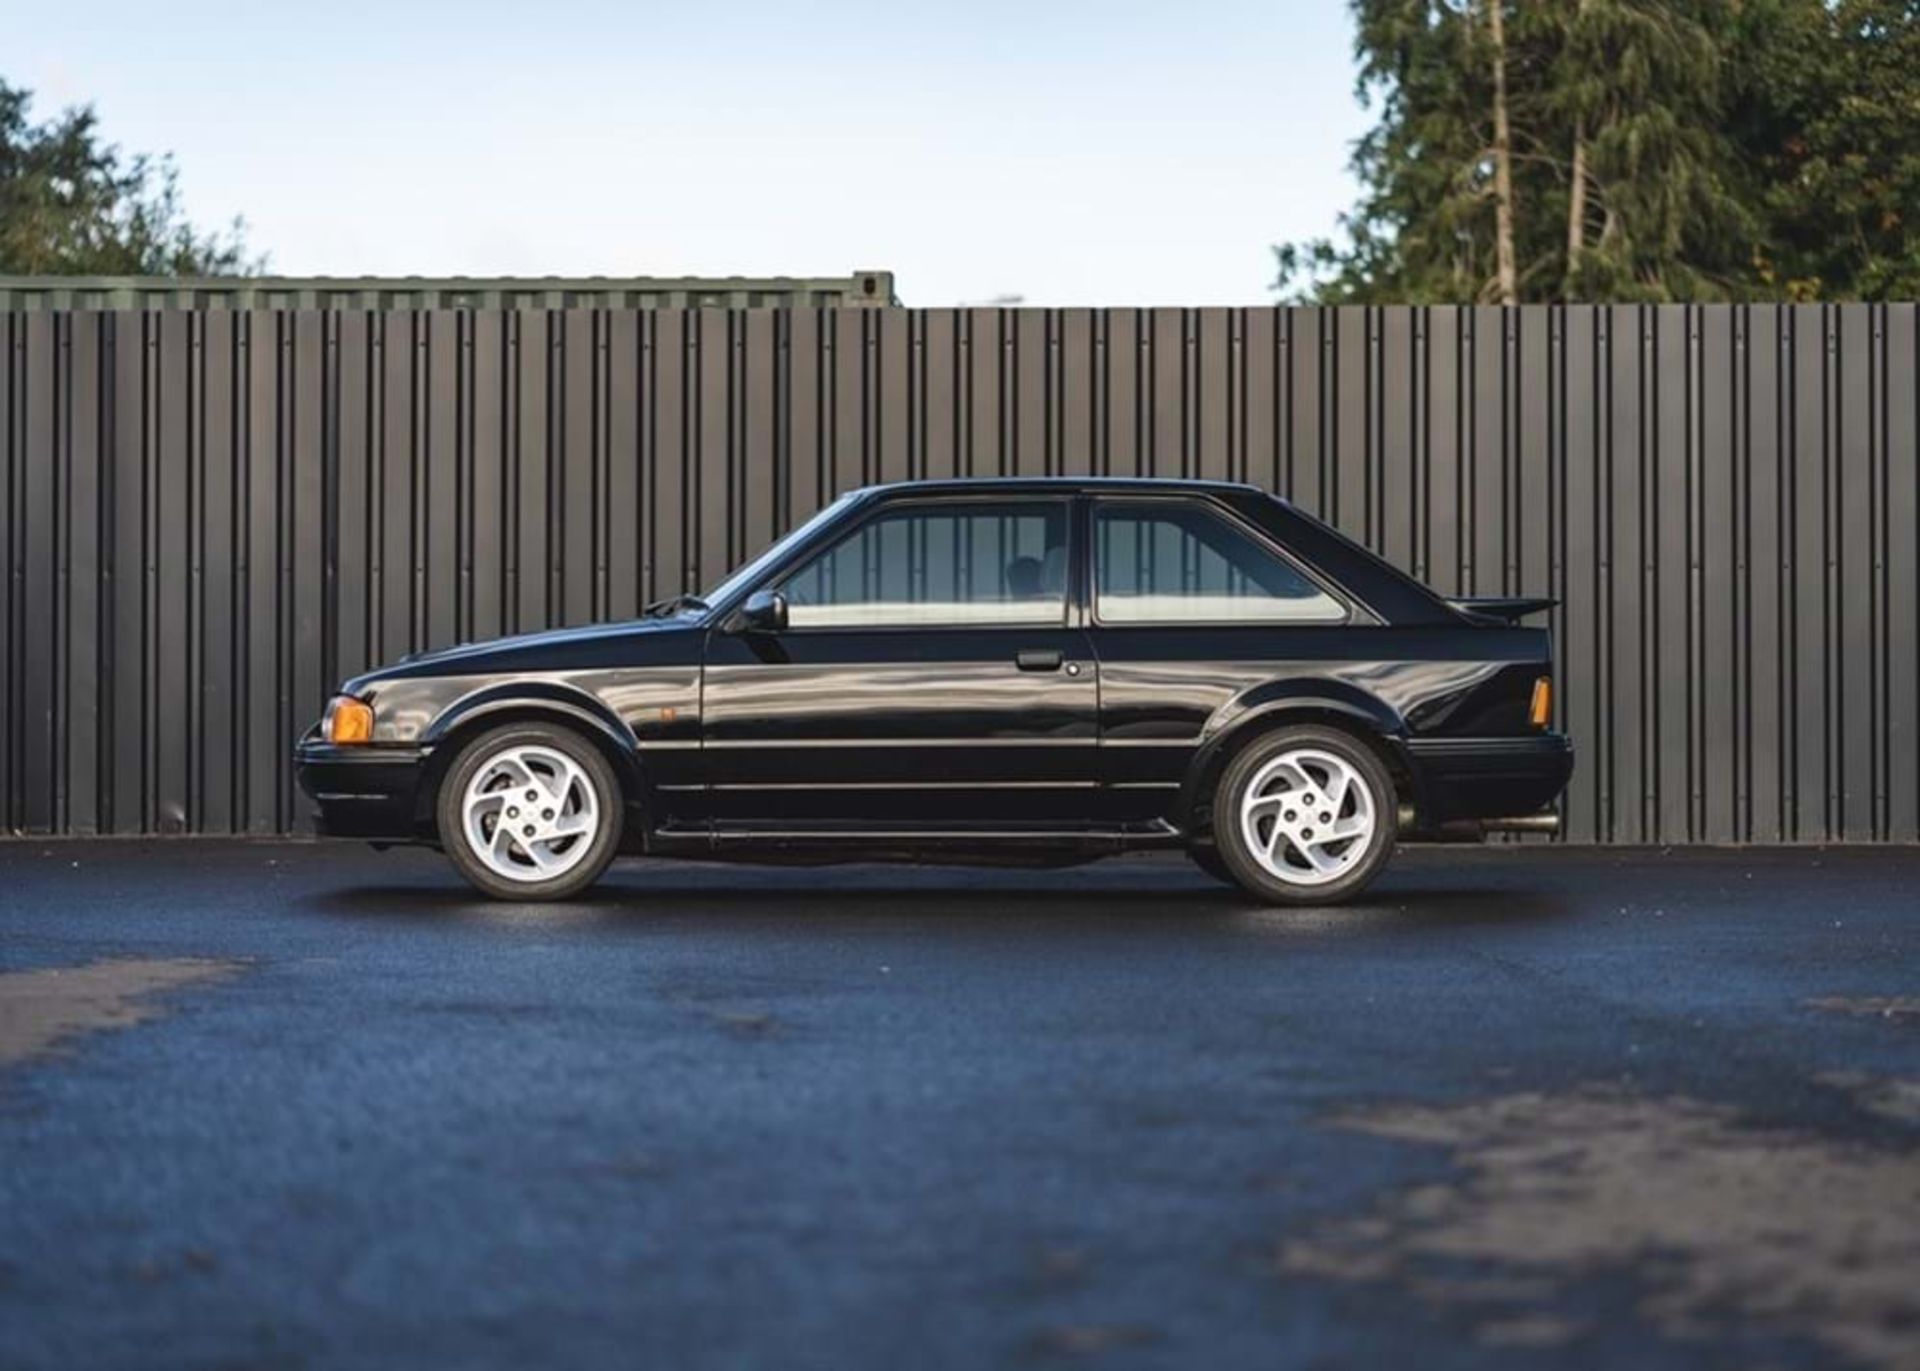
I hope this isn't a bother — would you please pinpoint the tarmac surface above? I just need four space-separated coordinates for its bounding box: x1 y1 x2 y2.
1 840 1917 1370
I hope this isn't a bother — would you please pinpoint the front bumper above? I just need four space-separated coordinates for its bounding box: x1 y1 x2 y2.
1402 733 1575 826
295 732 433 840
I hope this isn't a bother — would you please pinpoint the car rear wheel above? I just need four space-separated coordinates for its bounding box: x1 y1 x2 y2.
437 723 623 901
1211 724 1397 905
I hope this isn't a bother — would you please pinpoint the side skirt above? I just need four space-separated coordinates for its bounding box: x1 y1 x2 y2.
642 820 1186 868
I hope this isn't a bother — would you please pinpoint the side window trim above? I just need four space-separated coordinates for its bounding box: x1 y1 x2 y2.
773 495 1075 633
1088 495 1355 628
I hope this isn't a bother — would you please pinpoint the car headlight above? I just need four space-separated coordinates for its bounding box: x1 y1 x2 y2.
323 695 375 745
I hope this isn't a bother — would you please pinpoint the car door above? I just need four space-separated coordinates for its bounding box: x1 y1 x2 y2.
701 496 1099 828
1085 496 1355 823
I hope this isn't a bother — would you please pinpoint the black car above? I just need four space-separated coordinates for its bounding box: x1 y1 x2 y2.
297 478 1572 904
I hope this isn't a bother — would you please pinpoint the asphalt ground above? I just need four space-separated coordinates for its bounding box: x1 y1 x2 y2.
1 841 1917 1371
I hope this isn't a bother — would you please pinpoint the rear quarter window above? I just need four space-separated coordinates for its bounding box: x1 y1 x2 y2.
1094 501 1347 625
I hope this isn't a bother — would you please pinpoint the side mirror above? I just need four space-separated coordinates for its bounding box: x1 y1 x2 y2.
735 588 788 634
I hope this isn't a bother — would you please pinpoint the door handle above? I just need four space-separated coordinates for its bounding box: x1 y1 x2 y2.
1015 649 1064 672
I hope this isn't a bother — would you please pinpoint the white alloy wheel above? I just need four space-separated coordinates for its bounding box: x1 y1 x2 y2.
460 743 602 884
1237 747 1378 887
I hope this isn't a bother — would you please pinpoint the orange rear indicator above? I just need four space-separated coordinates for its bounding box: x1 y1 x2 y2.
1529 677 1552 728
326 696 375 745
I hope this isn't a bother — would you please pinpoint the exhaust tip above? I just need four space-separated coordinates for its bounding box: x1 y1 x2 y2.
1480 813 1561 835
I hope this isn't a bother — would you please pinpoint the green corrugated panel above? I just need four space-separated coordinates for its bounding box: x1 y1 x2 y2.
0 270 897 311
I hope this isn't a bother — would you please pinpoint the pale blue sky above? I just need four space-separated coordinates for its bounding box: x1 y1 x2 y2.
14 0 1365 305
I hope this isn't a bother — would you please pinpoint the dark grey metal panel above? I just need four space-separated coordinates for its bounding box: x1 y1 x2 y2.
1103 310 1138 479
65 314 103 834
1653 306 1690 842
1746 306 1785 841
1560 307 1600 841
1602 305 1639 842
19 313 55 835
1837 304 1875 839
1888 305 1919 842
1698 306 1736 843
3 303 1916 842
111 311 146 833
250 311 281 832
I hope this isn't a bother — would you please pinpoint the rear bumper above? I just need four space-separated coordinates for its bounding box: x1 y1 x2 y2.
295 734 432 840
1402 734 1574 826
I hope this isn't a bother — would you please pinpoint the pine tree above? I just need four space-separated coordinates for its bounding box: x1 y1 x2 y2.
1277 0 1917 303
1274 0 1517 304
1485 0 1520 303
1549 0 1750 301
1736 0 1920 299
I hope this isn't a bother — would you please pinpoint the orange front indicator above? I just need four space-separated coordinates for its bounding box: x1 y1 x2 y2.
1529 677 1552 729
325 696 375 745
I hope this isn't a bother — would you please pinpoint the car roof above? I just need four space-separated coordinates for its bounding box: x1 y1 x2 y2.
853 476 1269 500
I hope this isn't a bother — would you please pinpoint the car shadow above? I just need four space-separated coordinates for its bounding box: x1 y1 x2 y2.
296 866 1577 931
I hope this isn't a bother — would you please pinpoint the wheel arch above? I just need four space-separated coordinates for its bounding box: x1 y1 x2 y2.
414 685 648 828
1175 683 1414 835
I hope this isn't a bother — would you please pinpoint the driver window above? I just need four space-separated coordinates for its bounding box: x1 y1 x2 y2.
779 501 1068 628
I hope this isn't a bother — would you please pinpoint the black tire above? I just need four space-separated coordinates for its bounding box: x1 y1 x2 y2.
436 722 624 901
1187 844 1236 886
1211 724 1398 906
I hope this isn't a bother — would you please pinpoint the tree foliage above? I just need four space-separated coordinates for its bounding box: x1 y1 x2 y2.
1278 0 1919 303
1736 0 1920 299
0 78 257 276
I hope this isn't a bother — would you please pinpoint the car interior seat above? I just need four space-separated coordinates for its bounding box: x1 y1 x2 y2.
1040 545 1068 596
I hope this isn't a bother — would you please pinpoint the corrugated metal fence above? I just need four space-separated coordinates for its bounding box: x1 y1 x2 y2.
3 304 1916 842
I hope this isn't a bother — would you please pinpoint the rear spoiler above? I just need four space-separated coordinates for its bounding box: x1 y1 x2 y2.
1446 596 1556 624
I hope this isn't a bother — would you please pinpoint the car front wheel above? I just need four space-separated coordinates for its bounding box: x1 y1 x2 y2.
437 723 623 901
1211 724 1397 905
1186 844 1235 886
